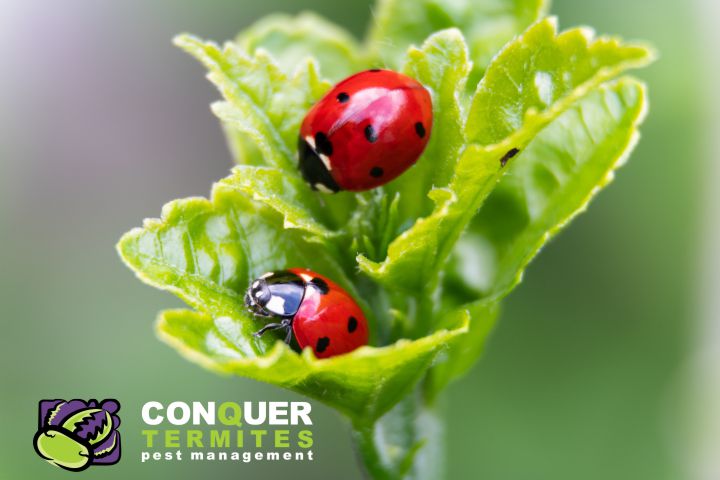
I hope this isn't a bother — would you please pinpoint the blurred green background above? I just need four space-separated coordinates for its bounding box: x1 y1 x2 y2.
0 0 716 479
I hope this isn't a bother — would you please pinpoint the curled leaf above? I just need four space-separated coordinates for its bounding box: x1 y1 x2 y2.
465 78 649 299
359 19 654 303
235 12 363 81
368 0 549 84
157 308 467 422
176 34 330 171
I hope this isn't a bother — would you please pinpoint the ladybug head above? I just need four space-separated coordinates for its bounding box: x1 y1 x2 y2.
297 136 341 193
244 276 273 316
244 271 306 318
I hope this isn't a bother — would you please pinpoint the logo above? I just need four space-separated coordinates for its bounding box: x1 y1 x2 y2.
33 399 121 471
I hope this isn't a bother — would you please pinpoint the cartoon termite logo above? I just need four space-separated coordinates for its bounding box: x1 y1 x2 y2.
33 399 121 471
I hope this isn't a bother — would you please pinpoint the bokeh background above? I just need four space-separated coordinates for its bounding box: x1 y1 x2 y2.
1 0 718 479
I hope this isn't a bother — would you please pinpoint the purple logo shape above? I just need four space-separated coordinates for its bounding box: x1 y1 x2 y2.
33 399 121 471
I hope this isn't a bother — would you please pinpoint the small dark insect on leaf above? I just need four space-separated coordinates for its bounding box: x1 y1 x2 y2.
499 148 520 167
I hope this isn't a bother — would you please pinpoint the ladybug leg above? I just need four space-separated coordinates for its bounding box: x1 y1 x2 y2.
253 318 293 342
253 322 284 337
284 325 293 344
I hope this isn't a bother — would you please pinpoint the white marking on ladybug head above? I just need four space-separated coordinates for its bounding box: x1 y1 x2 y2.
252 280 260 289
318 153 332 171
305 135 316 149
299 273 313 282
266 295 286 314
260 272 273 279
314 183 334 193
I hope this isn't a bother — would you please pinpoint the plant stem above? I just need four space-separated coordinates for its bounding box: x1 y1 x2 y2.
352 422 396 480
352 389 446 479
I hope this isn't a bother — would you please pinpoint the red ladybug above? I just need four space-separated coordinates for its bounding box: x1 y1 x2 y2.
245 268 369 358
298 69 433 192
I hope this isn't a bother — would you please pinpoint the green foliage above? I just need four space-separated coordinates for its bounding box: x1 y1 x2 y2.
358 18 652 299
368 0 550 85
431 78 648 395
235 12 363 81
389 28 471 222
466 79 648 299
157 309 467 422
118 2 653 478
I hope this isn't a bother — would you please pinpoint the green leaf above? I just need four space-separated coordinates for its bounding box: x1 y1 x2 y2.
367 0 548 84
235 12 363 81
466 18 654 145
176 34 359 227
385 28 471 222
352 393 441 480
347 190 401 264
156 308 467 422
426 300 500 397
216 165 336 240
358 19 653 304
117 168 467 421
466 78 649 298
432 78 649 393
175 34 330 171
117 180 354 356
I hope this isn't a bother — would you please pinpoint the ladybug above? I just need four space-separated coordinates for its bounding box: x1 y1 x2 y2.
245 268 369 358
298 69 433 192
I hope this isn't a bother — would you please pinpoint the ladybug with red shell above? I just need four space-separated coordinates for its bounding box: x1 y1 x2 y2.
246 268 369 359
246 69 433 358
298 69 433 192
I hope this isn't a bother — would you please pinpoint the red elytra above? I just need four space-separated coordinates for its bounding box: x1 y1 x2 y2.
290 269 368 358
298 69 433 192
245 268 369 359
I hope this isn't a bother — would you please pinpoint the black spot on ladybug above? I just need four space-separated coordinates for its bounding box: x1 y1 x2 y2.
337 92 350 103
500 148 520 167
310 277 329 294
314 132 334 156
316 336 330 353
415 122 426 138
364 125 378 143
369 68 381 72
370 166 384 178
348 316 358 333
